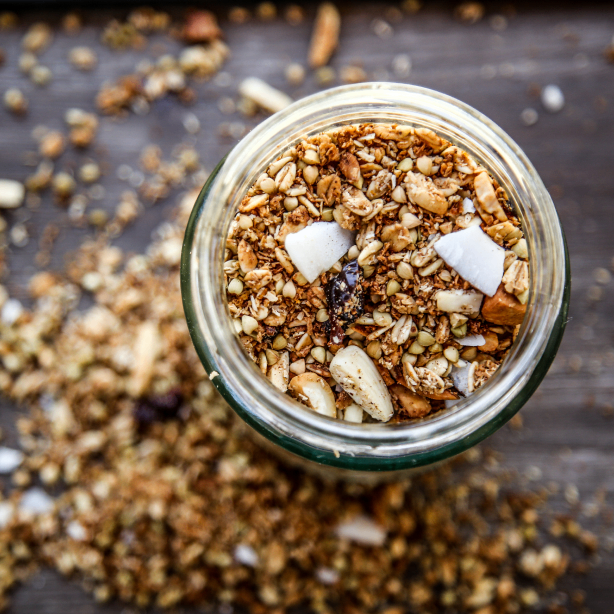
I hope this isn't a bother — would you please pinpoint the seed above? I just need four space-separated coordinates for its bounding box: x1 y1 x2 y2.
260 176 276 194
294 272 308 286
417 331 436 346
302 149 320 164
357 240 383 266
322 207 334 221
439 269 452 282
396 262 414 280
316 308 329 322
265 349 279 365
282 280 296 298
347 245 360 260
400 212 421 228
430 342 443 353
272 334 287 350
451 323 468 338
227 278 244 295
449 313 468 328
258 351 268 373
397 157 413 172
275 279 284 294
461 346 478 361
373 310 393 327
408 340 425 354
416 156 433 175
512 238 528 259
241 315 258 335
238 214 253 229
311 346 326 363
444 346 459 363
402 352 417 366
419 258 443 277
295 333 311 351
391 185 407 203
303 165 319 184
366 340 382 359
426 356 448 377
284 196 299 211
289 359 306 375
232 318 243 334
386 280 401 296
362 264 376 278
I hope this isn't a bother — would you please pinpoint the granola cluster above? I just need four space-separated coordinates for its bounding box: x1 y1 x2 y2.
225 123 530 422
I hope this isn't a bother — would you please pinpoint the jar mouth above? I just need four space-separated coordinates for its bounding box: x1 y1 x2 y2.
184 83 566 459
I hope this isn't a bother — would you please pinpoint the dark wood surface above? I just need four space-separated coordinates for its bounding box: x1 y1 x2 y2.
1 3 614 612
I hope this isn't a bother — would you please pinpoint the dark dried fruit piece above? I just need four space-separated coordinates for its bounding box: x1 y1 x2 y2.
325 259 364 344
133 389 183 429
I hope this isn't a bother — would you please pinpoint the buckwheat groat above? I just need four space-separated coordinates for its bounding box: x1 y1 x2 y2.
224 123 529 423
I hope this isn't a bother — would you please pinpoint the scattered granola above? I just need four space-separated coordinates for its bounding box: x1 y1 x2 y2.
225 123 530 422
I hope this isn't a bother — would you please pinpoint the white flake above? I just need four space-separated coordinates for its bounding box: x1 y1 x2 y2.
285 222 355 283
1 298 24 325
316 567 340 584
0 447 24 473
19 488 55 515
457 334 486 347
451 362 477 397
462 197 476 214
0 179 25 209
336 516 386 546
66 520 87 541
541 84 564 113
0 502 14 528
234 543 259 567
434 225 505 297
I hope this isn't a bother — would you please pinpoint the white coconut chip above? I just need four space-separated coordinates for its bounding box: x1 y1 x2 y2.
234 543 259 567
335 516 386 546
434 225 505 297
462 197 476 214
19 488 55 515
457 334 486 347
0 447 24 473
451 362 478 397
285 221 355 283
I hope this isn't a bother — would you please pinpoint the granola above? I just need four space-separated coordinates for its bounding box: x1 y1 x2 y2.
224 123 530 422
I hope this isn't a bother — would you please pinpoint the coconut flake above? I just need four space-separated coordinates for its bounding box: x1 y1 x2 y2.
457 334 486 347
336 516 386 546
435 289 483 316
1 298 24 326
234 543 259 567
316 567 340 584
434 225 505 297
462 197 476 214
66 520 87 541
19 488 55 515
0 502 14 528
0 447 24 473
451 362 477 397
285 221 355 283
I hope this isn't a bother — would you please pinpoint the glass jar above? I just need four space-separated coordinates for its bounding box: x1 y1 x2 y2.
181 83 570 474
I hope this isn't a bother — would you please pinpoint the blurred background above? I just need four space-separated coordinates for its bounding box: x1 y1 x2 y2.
0 2 613 613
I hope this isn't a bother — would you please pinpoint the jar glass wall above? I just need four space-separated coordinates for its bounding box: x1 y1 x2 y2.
181 83 569 472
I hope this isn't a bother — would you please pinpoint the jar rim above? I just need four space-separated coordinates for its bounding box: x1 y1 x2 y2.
182 83 567 464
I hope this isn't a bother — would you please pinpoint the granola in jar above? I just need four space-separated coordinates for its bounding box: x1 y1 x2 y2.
224 123 529 423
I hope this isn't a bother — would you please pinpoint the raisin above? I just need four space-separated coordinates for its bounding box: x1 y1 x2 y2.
325 259 364 344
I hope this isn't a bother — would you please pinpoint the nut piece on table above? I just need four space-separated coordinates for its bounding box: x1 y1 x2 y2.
481 284 527 325
389 385 431 418
182 10 223 43
288 372 336 417
308 3 341 68
330 345 394 422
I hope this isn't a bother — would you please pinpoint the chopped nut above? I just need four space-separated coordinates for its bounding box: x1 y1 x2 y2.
308 3 341 68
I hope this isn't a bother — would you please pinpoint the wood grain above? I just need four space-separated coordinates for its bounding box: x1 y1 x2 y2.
1 3 614 612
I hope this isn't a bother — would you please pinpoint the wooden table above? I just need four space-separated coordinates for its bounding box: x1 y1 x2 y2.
1 3 613 612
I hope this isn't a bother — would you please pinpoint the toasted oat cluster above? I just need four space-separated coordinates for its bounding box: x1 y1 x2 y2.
224 123 529 423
